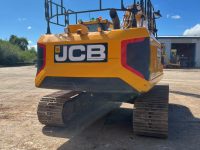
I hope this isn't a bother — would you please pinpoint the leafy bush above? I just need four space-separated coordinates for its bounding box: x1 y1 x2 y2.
20 50 37 63
0 39 37 66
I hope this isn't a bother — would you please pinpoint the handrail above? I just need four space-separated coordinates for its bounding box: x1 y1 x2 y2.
44 0 160 36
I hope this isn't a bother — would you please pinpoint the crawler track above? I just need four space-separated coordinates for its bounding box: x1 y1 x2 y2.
133 85 169 138
37 91 121 128
37 91 81 127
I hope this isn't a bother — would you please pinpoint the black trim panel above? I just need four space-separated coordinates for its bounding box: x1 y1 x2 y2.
126 38 150 80
37 44 45 74
40 77 139 94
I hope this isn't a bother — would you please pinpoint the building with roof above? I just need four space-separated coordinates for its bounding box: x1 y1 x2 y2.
158 36 200 68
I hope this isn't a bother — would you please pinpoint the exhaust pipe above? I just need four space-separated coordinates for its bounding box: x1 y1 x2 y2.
110 9 120 29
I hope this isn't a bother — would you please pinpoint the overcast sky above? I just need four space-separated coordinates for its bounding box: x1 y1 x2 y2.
0 0 200 48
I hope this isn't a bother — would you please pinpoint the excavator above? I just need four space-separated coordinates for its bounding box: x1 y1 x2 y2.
36 0 169 138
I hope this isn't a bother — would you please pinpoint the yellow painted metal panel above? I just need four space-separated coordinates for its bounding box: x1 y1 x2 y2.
35 27 163 93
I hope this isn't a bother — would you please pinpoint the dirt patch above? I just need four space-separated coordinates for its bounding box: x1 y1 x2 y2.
0 66 200 150
0 104 11 119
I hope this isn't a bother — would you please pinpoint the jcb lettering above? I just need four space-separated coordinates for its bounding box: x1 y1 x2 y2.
55 44 108 62
87 45 106 61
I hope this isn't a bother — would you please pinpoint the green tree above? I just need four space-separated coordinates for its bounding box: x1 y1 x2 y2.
0 39 21 65
9 35 17 45
29 47 37 53
0 39 37 66
9 35 29 51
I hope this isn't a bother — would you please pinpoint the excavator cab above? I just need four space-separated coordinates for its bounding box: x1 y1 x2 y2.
79 19 113 32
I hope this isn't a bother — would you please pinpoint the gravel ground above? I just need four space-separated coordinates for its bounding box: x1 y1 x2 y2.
0 66 200 150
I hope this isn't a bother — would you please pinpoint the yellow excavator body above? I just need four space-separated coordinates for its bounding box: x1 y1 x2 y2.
35 26 163 94
36 0 169 138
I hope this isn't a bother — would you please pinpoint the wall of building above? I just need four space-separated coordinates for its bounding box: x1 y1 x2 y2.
158 39 171 60
158 37 200 68
195 39 200 67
